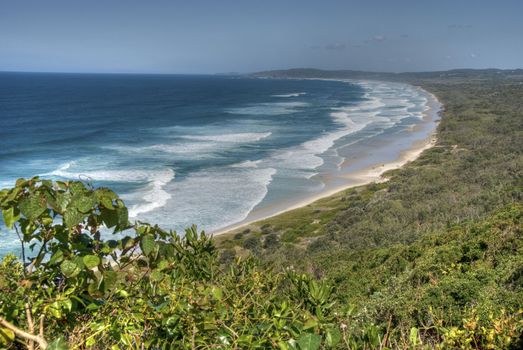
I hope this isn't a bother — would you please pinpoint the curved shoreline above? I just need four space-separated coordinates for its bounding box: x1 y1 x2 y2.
213 81 442 236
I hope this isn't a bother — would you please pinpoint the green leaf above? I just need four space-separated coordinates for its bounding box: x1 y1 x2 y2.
64 208 85 228
100 208 118 228
96 188 118 210
71 193 97 213
100 196 114 209
100 205 128 230
85 302 100 311
69 181 86 194
116 206 129 228
120 236 135 250
51 192 71 213
88 281 100 296
72 256 85 269
1 206 19 229
409 327 419 346
0 327 15 345
140 234 155 256
157 260 169 271
48 301 62 319
20 220 37 236
83 255 101 269
150 270 164 282
96 187 118 198
297 333 321 350
303 318 318 330
237 334 253 345
102 270 118 291
277 341 289 350
61 259 81 278
86 337 97 348
47 336 69 350
60 298 73 312
56 181 68 190
325 327 341 347
365 325 381 347
3 187 21 204
15 178 28 187
49 250 64 265
210 286 223 300
41 179 52 188
19 194 47 220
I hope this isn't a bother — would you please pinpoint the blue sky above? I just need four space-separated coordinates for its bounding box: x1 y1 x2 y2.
1 0 522 74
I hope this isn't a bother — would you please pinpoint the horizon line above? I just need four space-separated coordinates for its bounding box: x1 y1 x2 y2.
0 66 522 76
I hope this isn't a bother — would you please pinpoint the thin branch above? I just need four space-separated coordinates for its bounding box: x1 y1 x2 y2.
26 238 49 275
14 224 26 271
25 303 35 350
0 316 48 350
39 316 44 338
381 315 392 348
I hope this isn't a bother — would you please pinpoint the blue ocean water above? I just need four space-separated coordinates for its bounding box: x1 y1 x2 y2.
0 73 432 255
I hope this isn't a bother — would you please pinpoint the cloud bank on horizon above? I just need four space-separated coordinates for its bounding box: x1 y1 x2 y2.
0 0 522 74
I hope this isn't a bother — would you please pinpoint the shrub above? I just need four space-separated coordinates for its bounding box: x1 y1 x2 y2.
263 234 280 249
0 178 342 349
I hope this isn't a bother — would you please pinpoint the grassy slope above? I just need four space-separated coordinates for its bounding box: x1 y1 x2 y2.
216 70 523 342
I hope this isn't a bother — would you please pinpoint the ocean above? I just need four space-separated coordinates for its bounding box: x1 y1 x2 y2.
0 73 436 256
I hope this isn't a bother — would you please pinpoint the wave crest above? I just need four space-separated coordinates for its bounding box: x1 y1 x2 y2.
46 164 175 218
272 92 307 98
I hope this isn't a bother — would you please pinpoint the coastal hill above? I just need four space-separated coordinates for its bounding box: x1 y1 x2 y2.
217 68 523 348
251 67 523 81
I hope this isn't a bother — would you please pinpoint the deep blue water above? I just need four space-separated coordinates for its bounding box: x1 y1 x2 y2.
0 72 432 255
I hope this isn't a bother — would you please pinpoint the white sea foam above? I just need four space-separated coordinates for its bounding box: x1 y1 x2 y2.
227 102 309 115
272 92 307 98
231 160 262 168
147 143 220 154
181 132 271 143
110 132 272 157
266 102 374 173
261 80 432 176
46 164 175 218
126 170 175 217
343 81 430 131
0 180 14 189
141 167 276 232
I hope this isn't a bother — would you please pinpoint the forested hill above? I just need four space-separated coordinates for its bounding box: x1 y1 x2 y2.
217 69 523 348
251 68 523 82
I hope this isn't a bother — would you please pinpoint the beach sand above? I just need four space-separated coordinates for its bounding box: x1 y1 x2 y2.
213 84 441 236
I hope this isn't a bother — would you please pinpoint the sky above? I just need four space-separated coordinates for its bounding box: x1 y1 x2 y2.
1 0 522 74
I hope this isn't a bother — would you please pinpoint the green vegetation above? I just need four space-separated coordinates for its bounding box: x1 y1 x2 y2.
0 179 343 349
1 69 522 349
218 70 523 348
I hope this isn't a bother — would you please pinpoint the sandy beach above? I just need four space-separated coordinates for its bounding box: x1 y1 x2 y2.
213 83 442 235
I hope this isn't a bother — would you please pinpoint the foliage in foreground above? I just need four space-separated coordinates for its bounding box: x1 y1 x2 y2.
0 178 343 349
1 186 522 350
